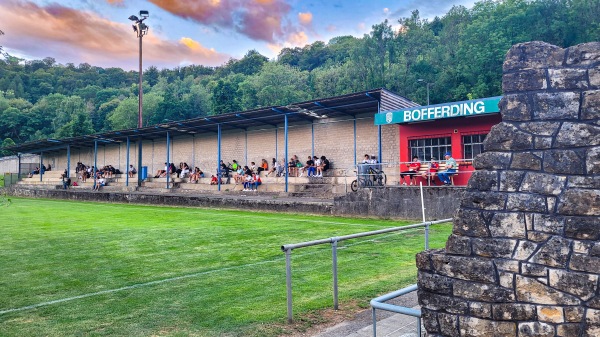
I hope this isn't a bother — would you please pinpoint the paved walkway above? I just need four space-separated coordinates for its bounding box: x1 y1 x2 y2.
313 292 422 337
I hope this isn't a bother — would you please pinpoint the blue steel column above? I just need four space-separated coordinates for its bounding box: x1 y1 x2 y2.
39 152 43 182
192 134 195 168
166 132 170 189
353 119 357 165
67 145 71 178
377 101 382 163
94 140 98 188
311 123 314 157
284 114 289 192
245 130 248 165
217 124 222 191
126 137 130 187
138 138 143 187
17 153 21 179
275 128 278 161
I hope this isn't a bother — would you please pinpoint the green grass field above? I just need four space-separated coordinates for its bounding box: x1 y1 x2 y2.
0 198 451 336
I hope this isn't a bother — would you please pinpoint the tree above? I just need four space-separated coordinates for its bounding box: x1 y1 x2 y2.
144 66 159 87
241 63 311 107
55 110 94 138
0 137 15 156
228 50 268 76
210 74 246 114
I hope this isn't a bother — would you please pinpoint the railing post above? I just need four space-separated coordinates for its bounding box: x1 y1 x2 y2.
372 307 377 337
417 317 422 336
332 239 339 310
425 222 430 250
285 248 293 323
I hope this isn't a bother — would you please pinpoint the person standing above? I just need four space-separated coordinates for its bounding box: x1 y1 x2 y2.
438 152 457 186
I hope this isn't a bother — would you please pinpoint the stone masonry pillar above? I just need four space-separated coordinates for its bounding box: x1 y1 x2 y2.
416 41 600 336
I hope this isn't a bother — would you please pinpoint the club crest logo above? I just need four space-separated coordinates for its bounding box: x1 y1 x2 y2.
385 112 393 124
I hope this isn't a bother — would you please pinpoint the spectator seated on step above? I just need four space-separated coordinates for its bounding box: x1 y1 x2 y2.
258 159 268 174
189 167 203 183
154 163 168 178
242 173 253 191
233 165 244 184
62 172 71 189
28 166 40 178
288 155 299 177
266 158 277 177
250 173 261 191
304 156 317 177
210 175 218 185
93 177 106 191
168 163 177 176
318 156 330 177
175 162 190 178
128 165 137 178
249 162 258 175
219 160 231 178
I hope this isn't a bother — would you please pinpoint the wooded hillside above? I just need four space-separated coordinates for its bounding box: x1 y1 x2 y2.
1 0 598 153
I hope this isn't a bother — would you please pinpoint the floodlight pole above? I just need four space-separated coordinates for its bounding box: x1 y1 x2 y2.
130 11 149 187
417 79 432 106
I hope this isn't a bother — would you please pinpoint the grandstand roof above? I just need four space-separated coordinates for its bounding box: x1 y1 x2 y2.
7 88 418 154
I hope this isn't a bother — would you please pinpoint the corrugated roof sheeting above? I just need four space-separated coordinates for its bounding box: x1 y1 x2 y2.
6 88 418 154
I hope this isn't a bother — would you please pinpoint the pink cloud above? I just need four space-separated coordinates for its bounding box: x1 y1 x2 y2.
0 1 229 70
149 0 296 43
298 12 312 26
106 0 125 7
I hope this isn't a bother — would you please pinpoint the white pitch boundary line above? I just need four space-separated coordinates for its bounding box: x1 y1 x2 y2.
139 207 394 228
208 213 394 228
0 228 425 316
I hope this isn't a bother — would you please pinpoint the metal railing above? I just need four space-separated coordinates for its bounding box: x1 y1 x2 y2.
280 218 451 323
370 284 421 337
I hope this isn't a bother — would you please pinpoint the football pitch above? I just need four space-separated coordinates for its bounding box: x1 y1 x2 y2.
0 197 452 336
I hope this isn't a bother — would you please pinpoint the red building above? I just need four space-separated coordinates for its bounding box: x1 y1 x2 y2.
375 96 502 186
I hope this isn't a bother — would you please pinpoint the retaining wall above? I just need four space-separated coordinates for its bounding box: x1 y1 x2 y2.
5 185 463 220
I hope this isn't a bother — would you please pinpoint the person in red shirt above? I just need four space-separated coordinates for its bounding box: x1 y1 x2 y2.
421 157 440 185
400 156 421 185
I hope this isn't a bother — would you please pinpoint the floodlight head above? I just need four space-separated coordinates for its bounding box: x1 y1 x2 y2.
128 15 139 21
139 23 149 35
139 10 149 18
132 25 138 33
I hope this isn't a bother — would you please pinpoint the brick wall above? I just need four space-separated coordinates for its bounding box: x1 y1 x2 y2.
49 114 391 176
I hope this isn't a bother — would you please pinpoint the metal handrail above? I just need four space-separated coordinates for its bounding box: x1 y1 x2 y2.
280 218 452 323
370 284 421 336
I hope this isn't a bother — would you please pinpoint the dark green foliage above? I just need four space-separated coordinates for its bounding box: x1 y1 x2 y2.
0 0 599 149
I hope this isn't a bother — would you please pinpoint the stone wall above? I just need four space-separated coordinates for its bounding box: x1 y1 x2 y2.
417 41 600 336
5 185 461 220
333 187 462 220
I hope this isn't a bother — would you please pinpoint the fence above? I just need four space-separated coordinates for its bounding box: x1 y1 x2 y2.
2 173 20 187
343 159 476 191
280 218 452 323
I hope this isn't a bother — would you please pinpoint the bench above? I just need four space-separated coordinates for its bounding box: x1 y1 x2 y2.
414 163 459 186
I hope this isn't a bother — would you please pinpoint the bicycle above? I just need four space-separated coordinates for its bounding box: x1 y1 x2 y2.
350 165 387 192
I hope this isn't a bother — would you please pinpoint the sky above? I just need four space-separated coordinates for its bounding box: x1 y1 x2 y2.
0 0 478 71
